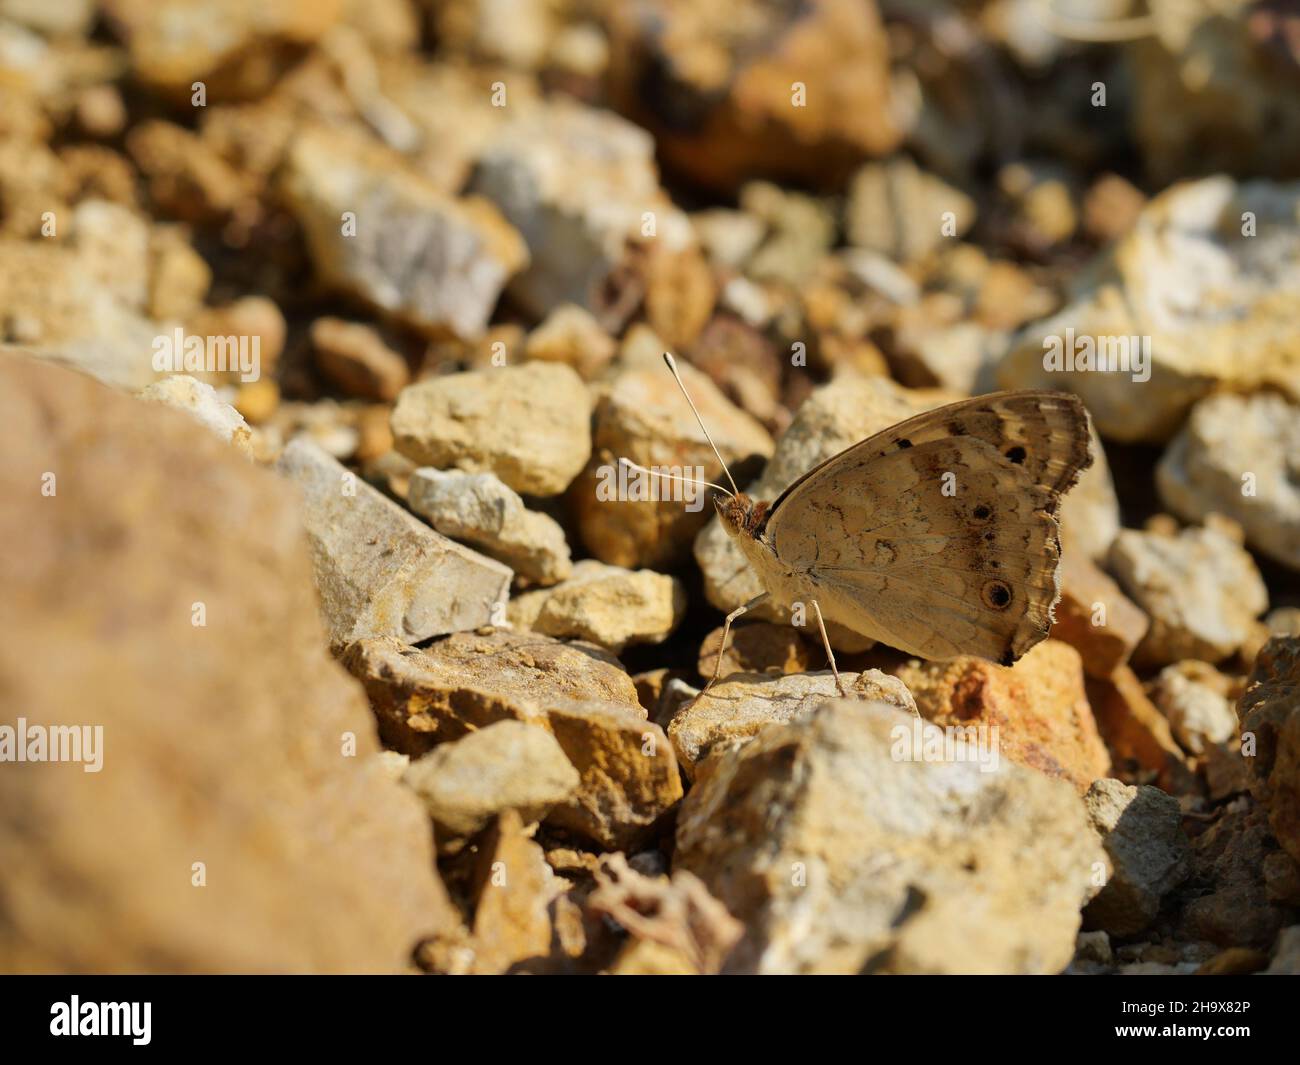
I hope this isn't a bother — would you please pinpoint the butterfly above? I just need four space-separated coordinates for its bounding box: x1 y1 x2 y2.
628 354 1093 697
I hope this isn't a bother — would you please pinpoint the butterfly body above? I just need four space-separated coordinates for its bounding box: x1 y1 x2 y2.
714 390 1093 667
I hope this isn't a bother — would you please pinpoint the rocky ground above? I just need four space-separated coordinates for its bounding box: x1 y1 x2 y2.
2 0 1299 975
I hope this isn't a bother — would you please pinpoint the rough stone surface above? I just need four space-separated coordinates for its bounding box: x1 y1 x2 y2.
402 720 579 844
466 809 560 974
470 97 691 327
1059 423 1121 563
276 437 511 648
694 375 953 649
524 303 617 381
0 354 460 973
895 640 1111 794
1051 550 1149 679
846 157 975 263
509 560 686 652
998 178 1300 443
1157 391 1300 572
343 631 642 755
1081 779 1190 937
667 669 917 779
1086 666 1195 794
676 699 1103 974
408 467 572 586
1149 662 1238 756
571 360 773 568
696 621 813 683
310 317 410 402
391 361 591 496
281 124 527 339
1108 519 1268 668
138 374 254 457
1237 637 1300 865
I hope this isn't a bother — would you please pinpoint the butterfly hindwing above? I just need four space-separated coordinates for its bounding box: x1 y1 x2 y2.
761 391 1093 663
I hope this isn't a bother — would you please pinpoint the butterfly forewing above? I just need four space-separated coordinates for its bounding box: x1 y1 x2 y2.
761 391 1093 664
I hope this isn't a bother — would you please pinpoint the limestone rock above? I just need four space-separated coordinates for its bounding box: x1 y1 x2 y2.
696 621 813 684
1085 666 1194 794
138 375 254 458
1237 637 1300 865
998 178 1300 443
467 809 559 974
281 123 527 339
524 303 617 381
0 354 460 973
571 361 773 569
509 560 686 653
895 640 1111 794
402 720 579 845
470 97 691 327
1060 423 1121 563
1267 927 1300 974
342 631 641 756
1108 519 1268 667
275 437 511 648
694 374 953 649
676 699 1103 974
408 467 572 586
391 361 591 496
1051 550 1148 679
1149 662 1237 756
1157 391 1300 571
847 158 976 263
310 317 410 402
1081 779 1190 937
603 0 901 192
668 669 917 779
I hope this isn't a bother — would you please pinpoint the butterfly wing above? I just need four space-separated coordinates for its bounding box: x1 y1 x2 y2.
761 391 1092 664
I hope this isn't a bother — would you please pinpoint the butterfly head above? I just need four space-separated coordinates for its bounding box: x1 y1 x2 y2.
715 492 770 539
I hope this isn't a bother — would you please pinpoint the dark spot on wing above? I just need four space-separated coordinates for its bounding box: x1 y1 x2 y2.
1005 445 1027 465
896 437 912 449
973 503 992 520
982 580 1012 610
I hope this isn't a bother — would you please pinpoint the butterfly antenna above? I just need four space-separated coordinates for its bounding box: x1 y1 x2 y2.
662 351 741 497
618 458 734 499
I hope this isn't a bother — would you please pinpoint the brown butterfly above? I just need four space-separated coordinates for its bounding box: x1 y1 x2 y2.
629 354 1093 696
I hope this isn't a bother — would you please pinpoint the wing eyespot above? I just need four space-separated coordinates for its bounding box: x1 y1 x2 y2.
1005 445 1027 465
982 580 1013 610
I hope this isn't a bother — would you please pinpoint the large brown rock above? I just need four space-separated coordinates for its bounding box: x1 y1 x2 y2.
0 355 459 973
1238 637 1300 865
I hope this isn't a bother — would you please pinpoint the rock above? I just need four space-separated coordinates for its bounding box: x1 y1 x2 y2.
470 97 691 327
846 157 976 263
407 467 572 586
696 621 813 683
1157 391 1300 572
1237 637 1300 865
1073 930 1113 968
667 669 917 780
1086 666 1195 794
524 303 617 381
694 375 952 648
645 244 717 350
281 123 527 339
1081 779 1190 937
1081 174 1146 245
1051 551 1148 679
275 437 511 648
147 225 211 321
1059 423 1121 563
544 699 683 849
1205 739 1253 802
691 209 766 271
342 631 642 755
467 809 559 974
310 317 410 402
675 699 1103 974
402 720 579 846
1149 662 1238 756
0 354 460 973
741 181 837 285
509 560 686 653
1266 927 1300 975
1267 608 1300 638
127 119 254 224
391 362 591 496
603 0 901 192
1197 947 1270 975
586 853 743 975
102 0 345 97
998 178 1300 443
184 296 285 383
137 375 254 458
895 640 1111 794
1177 801 1290 949
571 361 773 569
1107 518 1268 667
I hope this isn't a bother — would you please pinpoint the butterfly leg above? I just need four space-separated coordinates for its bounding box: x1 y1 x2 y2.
702 592 770 696
810 599 847 698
